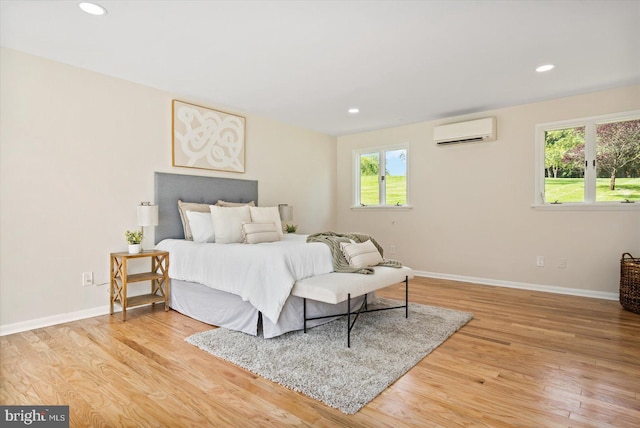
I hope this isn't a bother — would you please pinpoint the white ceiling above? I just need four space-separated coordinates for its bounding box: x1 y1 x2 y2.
1 1 639 136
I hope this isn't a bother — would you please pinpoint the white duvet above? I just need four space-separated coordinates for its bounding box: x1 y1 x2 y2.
155 235 334 323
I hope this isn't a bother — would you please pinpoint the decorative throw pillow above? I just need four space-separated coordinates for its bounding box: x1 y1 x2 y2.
210 205 251 244
185 211 215 243
178 200 212 240
249 206 283 239
340 240 383 269
216 200 256 207
242 222 280 244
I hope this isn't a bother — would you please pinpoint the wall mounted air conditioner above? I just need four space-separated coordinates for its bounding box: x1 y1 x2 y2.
433 117 497 145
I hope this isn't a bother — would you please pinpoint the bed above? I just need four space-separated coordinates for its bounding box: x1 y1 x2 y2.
153 172 366 338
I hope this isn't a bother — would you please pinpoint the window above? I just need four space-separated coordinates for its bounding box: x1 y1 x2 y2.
354 145 408 207
535 111 640 207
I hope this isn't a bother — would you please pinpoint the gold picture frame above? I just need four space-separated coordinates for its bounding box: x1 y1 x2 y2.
172 100 246 173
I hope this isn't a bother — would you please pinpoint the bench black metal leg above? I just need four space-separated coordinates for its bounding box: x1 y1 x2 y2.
347 293 351 348
301 276 410 347
405 275 409 318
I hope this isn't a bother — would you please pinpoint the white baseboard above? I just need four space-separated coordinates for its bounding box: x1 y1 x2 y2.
1 272 618 336
413 270 618 301
0 305 113 337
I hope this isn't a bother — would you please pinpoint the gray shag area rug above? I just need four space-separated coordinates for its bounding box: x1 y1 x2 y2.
185 298 473 414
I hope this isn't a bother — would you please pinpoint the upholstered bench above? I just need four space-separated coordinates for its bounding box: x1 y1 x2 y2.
291 266 414 347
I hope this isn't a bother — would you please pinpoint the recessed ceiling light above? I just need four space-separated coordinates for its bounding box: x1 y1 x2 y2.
78 2 107 16
536 64 555 73
348 108 360 114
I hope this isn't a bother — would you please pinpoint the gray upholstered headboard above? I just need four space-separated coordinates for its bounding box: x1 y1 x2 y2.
154 172 258 243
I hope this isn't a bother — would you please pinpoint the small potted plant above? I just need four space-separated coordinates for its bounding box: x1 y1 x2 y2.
285 224 298 234
126 230 143 254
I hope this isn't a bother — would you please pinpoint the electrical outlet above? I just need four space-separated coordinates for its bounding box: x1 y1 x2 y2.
389 245 397 254
536 256 544 267
558 258 566 269
82 272 93 286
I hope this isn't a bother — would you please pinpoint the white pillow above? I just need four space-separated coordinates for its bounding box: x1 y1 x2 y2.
177 200 212 240
185 211 215 243
242 222 280 244
340 240 383 269
249 206 283 239
209 205 251 244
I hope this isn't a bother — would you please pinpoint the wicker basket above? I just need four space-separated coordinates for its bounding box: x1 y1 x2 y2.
620 253 640 314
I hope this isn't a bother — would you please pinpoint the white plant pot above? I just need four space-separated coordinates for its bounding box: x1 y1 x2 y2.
128 244 142 254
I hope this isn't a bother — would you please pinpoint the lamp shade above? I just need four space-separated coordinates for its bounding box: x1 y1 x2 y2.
278 204 293 222
137 203 158 227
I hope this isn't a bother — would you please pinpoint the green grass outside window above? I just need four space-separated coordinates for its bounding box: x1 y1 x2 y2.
360 176 407 206
544 178 640 203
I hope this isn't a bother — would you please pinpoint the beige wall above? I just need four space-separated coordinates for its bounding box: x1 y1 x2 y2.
2 47 637 330
0 48 336 327
337 85 640 295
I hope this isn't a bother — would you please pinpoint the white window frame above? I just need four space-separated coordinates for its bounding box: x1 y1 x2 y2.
353 144 410 209
534 110 640 211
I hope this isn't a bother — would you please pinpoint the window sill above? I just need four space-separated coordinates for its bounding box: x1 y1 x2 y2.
351 205 414 211
531 203 640 211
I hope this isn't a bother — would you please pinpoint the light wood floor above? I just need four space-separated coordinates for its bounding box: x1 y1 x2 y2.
1 277 639 427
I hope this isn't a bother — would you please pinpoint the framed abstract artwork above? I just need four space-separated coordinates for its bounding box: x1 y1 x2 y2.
172 100 246 173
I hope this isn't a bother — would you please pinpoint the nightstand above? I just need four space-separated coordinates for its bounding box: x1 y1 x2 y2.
110 250 169 321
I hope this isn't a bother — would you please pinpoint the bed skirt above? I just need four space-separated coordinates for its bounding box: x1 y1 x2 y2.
170 279 369 338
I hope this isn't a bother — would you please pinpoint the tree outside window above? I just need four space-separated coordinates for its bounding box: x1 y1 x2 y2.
359 152 380 205
596 119 640 200
539 112 640 205
544 127 585 203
